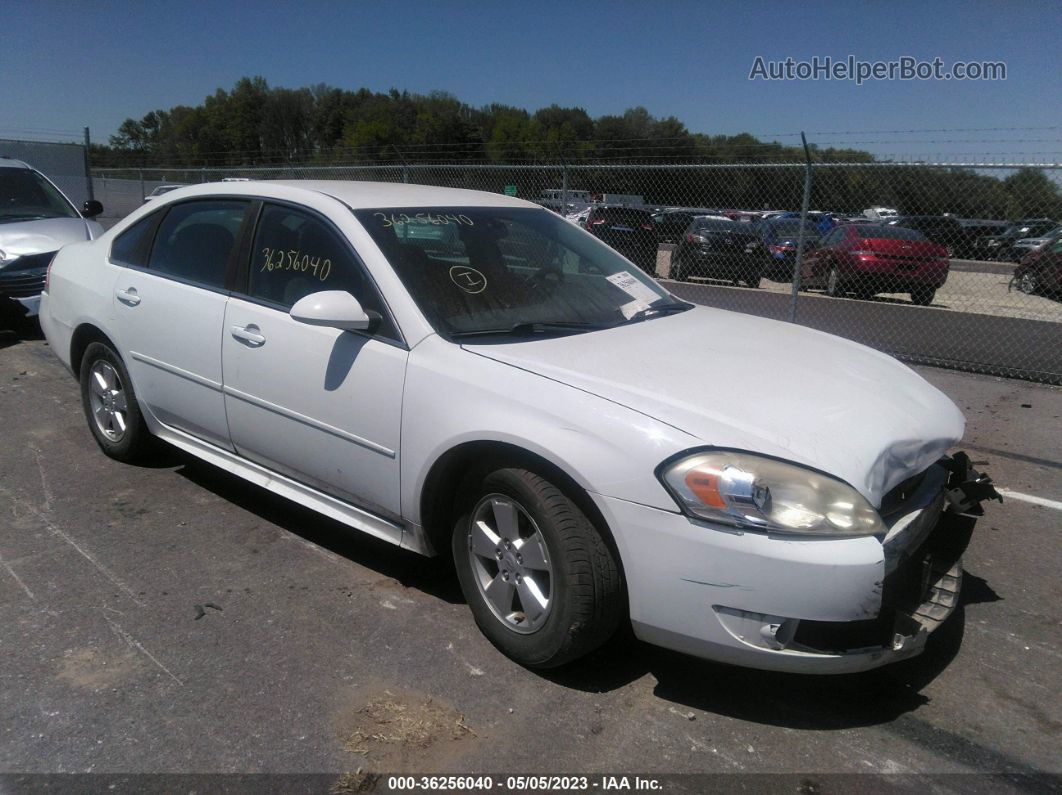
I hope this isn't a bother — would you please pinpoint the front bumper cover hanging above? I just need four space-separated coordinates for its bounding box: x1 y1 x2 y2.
941 451 1003 516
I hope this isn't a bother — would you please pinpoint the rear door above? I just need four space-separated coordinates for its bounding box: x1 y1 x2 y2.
111 198 251 449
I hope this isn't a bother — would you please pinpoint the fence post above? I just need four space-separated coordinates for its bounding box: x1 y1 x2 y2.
138 169 145 202
83 127 95 202
561 164 569 212
789 132 813 323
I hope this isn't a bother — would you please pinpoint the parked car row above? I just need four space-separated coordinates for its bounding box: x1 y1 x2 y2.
663 212 951 305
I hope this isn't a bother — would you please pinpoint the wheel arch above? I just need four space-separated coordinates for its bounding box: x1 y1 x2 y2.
418 439 625 580
69 323 120 378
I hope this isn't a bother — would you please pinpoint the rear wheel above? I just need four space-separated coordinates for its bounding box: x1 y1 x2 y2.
910 287 936 306
452 468 623 669
825 265 844 297
669 252 686 282
1019 271 1040 295
79 342 154 462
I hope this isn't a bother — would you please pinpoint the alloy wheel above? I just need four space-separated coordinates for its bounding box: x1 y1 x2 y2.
466 494 553 634
88 360 129 442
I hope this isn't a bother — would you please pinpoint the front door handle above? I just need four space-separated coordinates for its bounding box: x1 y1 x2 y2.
115 287 141 306
230 324 265 347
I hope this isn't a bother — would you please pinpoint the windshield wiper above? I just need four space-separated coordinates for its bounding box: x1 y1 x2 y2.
450 320 609 340
615 301 693 325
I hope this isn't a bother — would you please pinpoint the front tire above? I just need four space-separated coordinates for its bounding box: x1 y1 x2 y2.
452 468 623 669
910 287 936 306
79 342 154 462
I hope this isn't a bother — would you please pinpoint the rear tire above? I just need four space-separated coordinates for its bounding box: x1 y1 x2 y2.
669 252 686 282
910 287 936 306
825 265 844 297
452 468 623 669
79 342 154 462
1018 271 1040 295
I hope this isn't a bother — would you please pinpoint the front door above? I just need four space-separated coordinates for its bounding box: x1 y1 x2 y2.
221 202 407 518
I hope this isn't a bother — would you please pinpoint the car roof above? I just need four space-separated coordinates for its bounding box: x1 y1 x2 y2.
168 179 542 210
0 157 33 170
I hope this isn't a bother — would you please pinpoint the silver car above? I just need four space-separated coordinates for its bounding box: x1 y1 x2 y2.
0 158 104 327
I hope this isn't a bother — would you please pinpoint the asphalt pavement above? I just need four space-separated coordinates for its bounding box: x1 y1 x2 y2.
0 332 1059 788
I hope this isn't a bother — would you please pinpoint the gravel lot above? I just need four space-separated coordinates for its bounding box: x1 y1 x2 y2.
0 331 1059 786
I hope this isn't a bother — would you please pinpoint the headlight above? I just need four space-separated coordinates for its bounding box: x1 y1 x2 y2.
659 450 885 537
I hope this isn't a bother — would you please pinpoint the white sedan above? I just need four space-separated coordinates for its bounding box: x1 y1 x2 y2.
39 180 997 672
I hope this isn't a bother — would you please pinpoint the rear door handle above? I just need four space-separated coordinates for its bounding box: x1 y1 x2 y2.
115 287 141 306
230 324 265 346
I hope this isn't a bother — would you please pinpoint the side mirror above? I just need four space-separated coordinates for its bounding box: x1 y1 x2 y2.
290 290 376 332
83 200 104 218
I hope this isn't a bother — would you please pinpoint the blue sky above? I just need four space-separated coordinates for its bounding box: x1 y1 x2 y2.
4 0 1059 159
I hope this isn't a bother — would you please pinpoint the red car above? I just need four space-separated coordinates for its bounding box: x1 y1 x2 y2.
801 223 949 305
1014 234 1062 296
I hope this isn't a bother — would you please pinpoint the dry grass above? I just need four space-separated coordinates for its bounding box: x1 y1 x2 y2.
342 695 476 758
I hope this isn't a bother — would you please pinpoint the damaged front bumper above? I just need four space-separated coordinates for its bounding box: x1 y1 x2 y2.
594 453 1000 674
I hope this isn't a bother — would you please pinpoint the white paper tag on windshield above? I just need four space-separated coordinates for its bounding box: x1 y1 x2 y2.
618 299 652 319
607 271 660 305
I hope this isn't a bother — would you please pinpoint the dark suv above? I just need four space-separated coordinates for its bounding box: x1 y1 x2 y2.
669 217 762 286
888 216 966 257
584 206 658 273
651 208 721 244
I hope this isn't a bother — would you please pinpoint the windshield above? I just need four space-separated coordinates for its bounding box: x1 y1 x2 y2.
0 169 79 223
355 207 682 339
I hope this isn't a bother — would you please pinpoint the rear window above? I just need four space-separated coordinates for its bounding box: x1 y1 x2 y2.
769 220 818 237
111 213 159 267
861 225 927 241
597 208 652 225
694 219 739 232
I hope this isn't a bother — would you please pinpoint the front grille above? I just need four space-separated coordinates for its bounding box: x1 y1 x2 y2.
0 251 54 299
0 270 47 298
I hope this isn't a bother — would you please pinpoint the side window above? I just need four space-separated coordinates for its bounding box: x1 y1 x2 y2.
110 213 159 267
249 204 398 340
148 200 247 288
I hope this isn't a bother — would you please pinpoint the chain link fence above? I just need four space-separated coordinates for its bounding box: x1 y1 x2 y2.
93 159 1062 384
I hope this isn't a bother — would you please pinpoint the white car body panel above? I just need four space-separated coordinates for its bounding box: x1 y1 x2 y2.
221 296 407 518
465 306 964 508
38 179 976 674
111 266 233 449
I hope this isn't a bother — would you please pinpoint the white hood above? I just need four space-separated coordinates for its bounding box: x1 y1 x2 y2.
0 217 99 256
467 307 964 507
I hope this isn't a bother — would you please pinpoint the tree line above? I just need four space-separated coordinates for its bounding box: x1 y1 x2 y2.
92 76 1062 220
